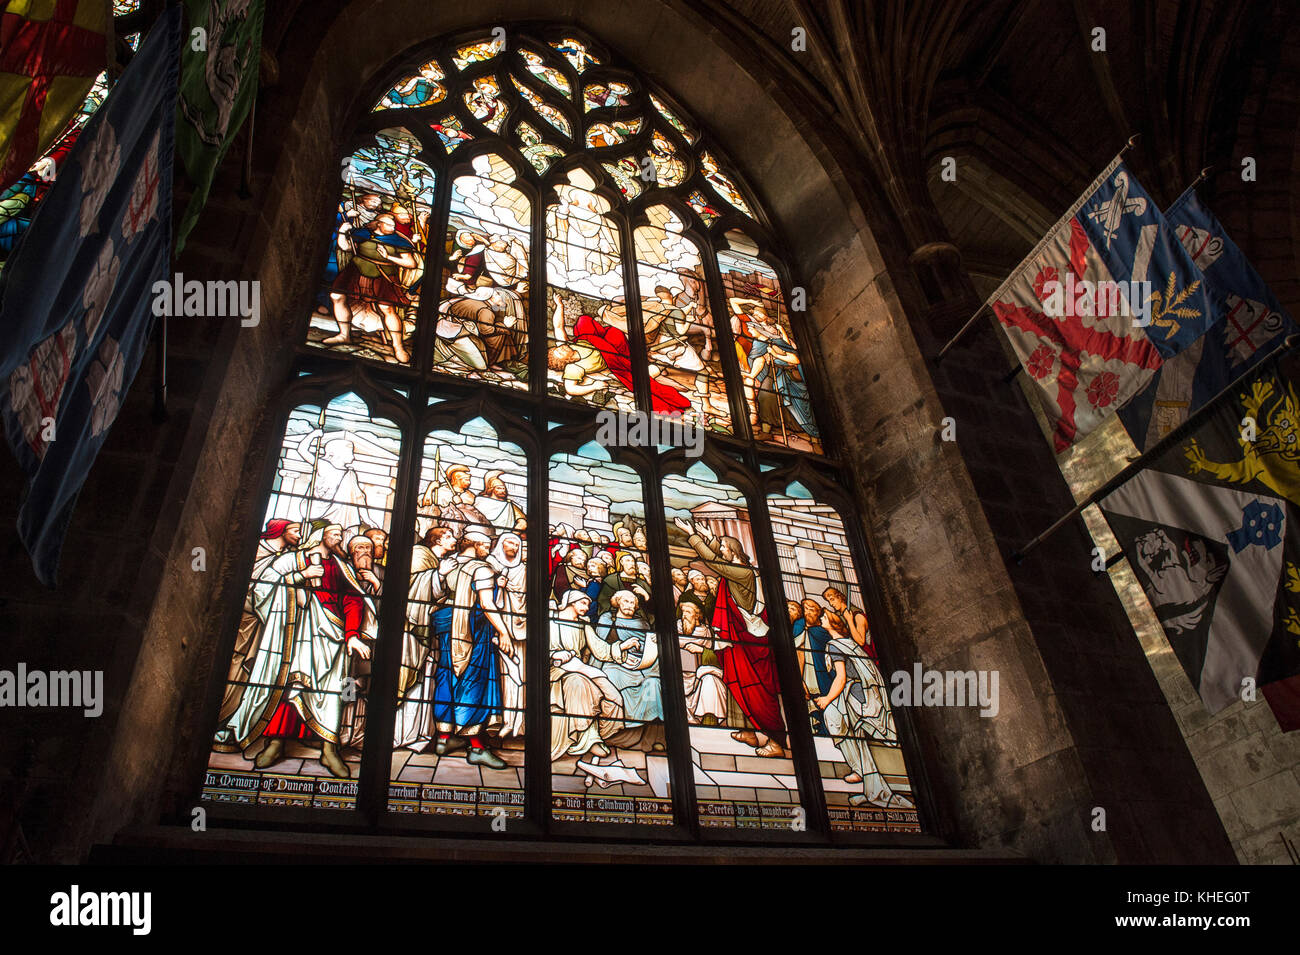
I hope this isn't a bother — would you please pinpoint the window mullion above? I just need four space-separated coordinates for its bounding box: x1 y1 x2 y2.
640 452 702 837
700 236 754 444
355 393 425 825
620 213 654 418
744 488 833 837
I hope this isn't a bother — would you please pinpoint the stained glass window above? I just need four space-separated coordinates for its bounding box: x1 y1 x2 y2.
389 418 529 817
204 27 922 843
206 393 402 808
545 168 632 413
768 489 921 832
548 441 673 824
437 153 530 387
633 206 730 431
663 463 799 828
306 128 435 366
718 241 822 452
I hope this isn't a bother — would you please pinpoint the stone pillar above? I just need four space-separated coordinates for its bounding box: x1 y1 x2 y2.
810 179 1235 860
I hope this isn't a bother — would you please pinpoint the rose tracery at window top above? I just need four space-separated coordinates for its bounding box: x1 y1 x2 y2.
200 29 919 838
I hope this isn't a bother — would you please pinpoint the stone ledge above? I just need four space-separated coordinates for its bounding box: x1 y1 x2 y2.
91 825 1026 865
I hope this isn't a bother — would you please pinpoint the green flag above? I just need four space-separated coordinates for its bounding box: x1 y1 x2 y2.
174 0 264 252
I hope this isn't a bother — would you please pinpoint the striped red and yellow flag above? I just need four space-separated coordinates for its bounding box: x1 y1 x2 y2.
0 0 112 192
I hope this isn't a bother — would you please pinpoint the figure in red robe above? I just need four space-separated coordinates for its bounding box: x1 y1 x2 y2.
675 517 786 756
572 312 691 414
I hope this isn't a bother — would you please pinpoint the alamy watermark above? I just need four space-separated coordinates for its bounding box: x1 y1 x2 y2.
151 272 260 327
50 885 150 935
0 664 102 717
890 664 999 717
1040 273 1153 327
595 410 704 457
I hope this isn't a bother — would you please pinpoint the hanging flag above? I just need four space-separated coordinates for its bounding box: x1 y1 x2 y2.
0 5 181 586
990 158 1217 452
174 0 264 252
1100 360 1300 730
0 0 112 193
1118 187 1298 451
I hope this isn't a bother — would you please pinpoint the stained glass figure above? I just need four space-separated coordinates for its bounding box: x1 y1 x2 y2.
585 118 641 149
767 491 921 832
464 75 508 132
548 441 672 823
452 35 505 71
633 206 730 431
662 463 800 828
583 81 631 111
601 158 643 199
686 190 721 226
306 129 434 366
649 92 697 144
545 169 638 413
429 114 474 151
435 153 530 388
205 393 402 808
699 150 753 216
648 131 686 187
0 72 109 270
389 418 529 817
517 121 564 173
518 49 571 96
113 0 140 13
550 37 600 73
510 76 571 137
718 244 822 451
372 59 446 111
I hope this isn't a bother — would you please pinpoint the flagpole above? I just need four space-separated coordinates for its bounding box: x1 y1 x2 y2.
153 313 168 421
1011 333 1300 563
932 134 1141 363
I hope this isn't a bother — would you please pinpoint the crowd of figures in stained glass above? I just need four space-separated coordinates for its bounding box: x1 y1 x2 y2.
299 29 818 452
206 393 401 807
202 29 920 835
768 487 917 830
548 442 671 823
389 418 530 816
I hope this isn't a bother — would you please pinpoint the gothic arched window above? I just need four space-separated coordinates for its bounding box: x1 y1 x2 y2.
199 27 922 840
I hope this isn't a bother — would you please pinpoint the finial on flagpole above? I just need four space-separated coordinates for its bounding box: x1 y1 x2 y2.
1195 165 1214 185
1121 133 1141 154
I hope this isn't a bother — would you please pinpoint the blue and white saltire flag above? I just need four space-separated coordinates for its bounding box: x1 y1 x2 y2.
0 7 182 586
1118 187 1298 451
990 160 1218 452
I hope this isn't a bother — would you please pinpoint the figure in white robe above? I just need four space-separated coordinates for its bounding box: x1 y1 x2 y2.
213 546 317 752
814 636 913 809
291 428 382 530
490 532 527 736
550 591 628 760
393 536 455 749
